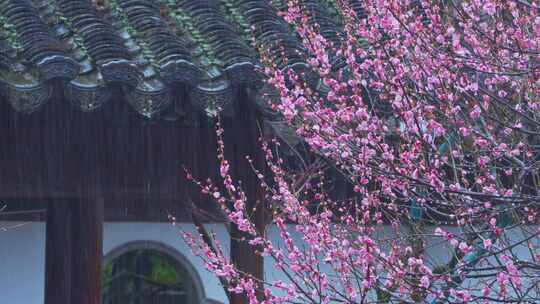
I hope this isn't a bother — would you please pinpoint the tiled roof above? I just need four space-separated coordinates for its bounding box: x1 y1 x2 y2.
0 0 353 119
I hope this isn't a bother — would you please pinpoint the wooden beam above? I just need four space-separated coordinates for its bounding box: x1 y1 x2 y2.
230 227 265 304
71 197 104 304
44 198 104 304
226 89 267 304
44 200 72 304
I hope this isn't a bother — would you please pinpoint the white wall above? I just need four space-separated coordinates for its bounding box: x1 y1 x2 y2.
0 221 537 304
0 222 229 304
0 222 46 304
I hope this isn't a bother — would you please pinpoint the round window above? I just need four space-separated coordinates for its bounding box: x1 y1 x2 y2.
102 245 200 304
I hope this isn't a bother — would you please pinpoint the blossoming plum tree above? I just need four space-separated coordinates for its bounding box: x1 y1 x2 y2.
180 1 540 303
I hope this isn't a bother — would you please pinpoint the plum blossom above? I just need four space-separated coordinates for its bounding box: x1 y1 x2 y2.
178 1 540 303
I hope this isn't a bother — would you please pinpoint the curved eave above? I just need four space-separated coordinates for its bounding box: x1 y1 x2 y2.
0 76 52 114
65 79 112 112
124 79 172 119
0 0 354 118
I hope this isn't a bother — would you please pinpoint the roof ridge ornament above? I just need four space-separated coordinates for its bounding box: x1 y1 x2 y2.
4 80 53 113
100 58 142 86
160 58 202 87
125 79 172 118
36 54 80 81
190 78 234 117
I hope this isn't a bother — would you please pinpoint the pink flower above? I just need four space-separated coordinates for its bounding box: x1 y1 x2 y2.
179 2 539 302
470 105 482 119
484 2 497 16
458 242 471 253
420 276 430 289
459 127 471 137
290 264 301 272
453 290 471 302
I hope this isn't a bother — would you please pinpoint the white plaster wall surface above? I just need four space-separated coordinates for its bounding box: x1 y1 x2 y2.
0 222 537 304
0 222 46 304
0 222 229 304
264 225 540 302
